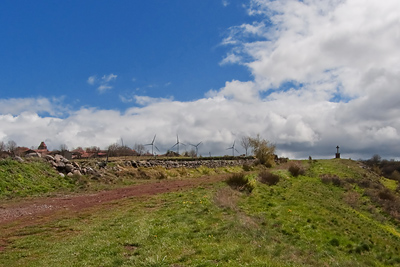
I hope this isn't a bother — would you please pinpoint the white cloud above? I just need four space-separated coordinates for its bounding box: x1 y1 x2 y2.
222 0 230 7
0 97 66 116
101 74 117 83
87 73 118 93
97 85 113 93
87 75 96 85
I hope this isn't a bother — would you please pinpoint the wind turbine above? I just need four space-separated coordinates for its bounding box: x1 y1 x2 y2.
145 134 159 156
171 135 185 155
227 140 239 156
190 141 202 157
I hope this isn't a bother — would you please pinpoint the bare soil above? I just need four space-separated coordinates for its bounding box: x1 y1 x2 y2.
0 174 229 226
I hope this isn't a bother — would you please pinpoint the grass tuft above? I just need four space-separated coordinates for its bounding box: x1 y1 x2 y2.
226 173 255 192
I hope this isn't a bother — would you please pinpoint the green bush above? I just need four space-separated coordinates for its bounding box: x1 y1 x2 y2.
248 135 275 167
226 173 254 192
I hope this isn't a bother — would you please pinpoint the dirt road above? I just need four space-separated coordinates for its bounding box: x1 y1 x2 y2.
0 174 228 226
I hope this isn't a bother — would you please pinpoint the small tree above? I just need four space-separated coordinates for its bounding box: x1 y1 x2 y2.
134 143 145 156
0 141 5 151
60 144 68 152
248 134 275 167
108 143 121 157
7 140 17 155
240 136 251 156
187 148 197 158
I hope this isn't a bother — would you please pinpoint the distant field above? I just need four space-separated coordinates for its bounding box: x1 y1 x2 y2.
0 158 400 266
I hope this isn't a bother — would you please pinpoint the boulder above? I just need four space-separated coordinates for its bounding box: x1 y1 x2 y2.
65 163 74 173
73 170 82 176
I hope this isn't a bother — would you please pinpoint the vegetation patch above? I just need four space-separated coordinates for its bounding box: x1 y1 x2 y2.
288 162 305 177
258 170 280 185
1 159 400 266
226 173 255 193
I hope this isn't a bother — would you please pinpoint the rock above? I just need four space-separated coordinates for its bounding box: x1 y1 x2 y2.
25 152 40 158
44 155 55 161
67 172 74 177
65 163 74 173
59 173 65 177
54 154 63 162
73 170 82 176
13 156 24 162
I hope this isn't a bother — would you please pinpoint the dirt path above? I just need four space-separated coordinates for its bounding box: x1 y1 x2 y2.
0 174 228 226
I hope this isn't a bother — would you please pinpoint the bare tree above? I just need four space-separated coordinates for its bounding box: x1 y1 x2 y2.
240 136 251 156
60 144 68 152
0 141 5 151
187 148 197 158
7 140 17 155
134 143 145 156
108 143 121 157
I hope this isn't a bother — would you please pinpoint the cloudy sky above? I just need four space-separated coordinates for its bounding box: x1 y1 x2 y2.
1 0 399 159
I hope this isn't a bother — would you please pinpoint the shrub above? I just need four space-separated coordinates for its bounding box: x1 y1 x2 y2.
378 189 395 201
320 174 342 187
226 173 254 192
258 171 280 186
329 238 340 246
242 163 252 172
288 163 305 177
248 135 275 167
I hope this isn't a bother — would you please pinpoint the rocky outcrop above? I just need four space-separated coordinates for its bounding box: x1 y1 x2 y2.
43 154 101 177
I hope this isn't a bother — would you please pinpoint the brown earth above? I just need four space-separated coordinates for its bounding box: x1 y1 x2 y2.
0 174 229 227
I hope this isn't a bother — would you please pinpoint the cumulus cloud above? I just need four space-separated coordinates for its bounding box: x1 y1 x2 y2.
1 0 400 159
0 97 66 116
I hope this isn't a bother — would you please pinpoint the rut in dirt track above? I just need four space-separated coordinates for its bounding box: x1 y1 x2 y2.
0 174 229 225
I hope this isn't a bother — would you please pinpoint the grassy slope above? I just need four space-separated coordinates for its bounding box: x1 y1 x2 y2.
1 159 400 266
0 158 243 199
0 158 75 198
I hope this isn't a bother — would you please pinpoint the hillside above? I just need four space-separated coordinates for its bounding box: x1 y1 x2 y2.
0 158 400 266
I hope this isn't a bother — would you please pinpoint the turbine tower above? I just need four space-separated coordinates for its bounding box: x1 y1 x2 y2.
171 135 185 155
145 134 159 156
190 141 202 157
227 140 239 156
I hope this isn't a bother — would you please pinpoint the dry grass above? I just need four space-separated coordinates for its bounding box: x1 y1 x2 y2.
258 170 280 185
214 187 240 211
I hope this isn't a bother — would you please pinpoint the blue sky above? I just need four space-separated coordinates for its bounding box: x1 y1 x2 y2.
1 0 252 110
1 0 400 159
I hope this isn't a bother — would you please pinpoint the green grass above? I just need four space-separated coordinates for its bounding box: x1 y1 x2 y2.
1 159 400 266
0 158 76 198
0 158 244 199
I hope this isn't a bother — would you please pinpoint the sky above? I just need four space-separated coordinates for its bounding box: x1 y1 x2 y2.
1 0 400 159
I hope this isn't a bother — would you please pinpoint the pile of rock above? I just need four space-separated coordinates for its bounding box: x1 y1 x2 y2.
43 154 100 177
125 159 256 169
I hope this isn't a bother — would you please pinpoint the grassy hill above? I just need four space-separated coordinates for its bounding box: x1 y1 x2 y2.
1 158 400 266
